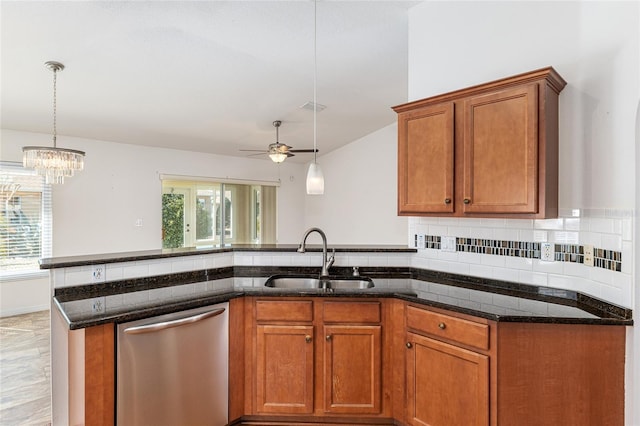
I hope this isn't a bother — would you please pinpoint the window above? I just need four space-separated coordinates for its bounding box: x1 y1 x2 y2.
161 178 277 248
0 162 52 279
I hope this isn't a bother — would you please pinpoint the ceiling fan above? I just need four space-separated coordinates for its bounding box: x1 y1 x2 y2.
240 120 318 163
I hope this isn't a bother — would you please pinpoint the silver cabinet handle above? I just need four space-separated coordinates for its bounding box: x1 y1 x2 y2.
123 308 225 335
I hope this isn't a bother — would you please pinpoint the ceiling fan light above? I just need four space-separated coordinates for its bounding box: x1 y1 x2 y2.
269 152 287 163
306 162 324 195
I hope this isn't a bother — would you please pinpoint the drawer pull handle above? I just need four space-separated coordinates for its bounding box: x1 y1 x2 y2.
305 335 312 343
438 322 446 330
406 342 413 349
326 335 332 341
444 198 452 204
463 198 471 204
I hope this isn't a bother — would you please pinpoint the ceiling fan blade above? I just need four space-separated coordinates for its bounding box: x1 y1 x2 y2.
246 152 268 157
239 149 267 152
289 149 319 153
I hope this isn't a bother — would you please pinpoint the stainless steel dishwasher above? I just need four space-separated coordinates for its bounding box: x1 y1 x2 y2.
117 302 229 426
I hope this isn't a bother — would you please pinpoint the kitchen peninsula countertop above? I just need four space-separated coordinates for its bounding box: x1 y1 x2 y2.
40 244 416 269
53 267 633 330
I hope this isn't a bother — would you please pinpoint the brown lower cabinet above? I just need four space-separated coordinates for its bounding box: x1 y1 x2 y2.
71 296 626 426
255 323 315 413
405 332 489 426
401 302 626 426
323 324 381 414
243 297 393 423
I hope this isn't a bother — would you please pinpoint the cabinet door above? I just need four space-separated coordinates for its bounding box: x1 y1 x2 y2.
323 325 382 414
255 325 314 414
406 332 489 426
463 84 538 214
398 102 455 214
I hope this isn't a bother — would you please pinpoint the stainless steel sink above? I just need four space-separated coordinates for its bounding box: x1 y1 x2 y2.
264 276 320 289
264 275 374 290
326 278 375 289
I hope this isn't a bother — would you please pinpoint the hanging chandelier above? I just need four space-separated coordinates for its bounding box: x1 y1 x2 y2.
22 61 85 184
305 0 324 195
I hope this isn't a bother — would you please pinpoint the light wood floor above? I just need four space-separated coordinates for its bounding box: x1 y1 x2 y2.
0 310 51 425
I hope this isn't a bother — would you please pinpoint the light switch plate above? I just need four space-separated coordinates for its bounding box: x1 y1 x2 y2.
417 234 425 249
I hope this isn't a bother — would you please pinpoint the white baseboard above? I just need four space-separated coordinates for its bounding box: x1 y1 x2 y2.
0 304 50 318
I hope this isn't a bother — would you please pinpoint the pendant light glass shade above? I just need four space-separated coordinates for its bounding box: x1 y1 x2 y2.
306 162 324 195
268 152 287 163
22 61 85 184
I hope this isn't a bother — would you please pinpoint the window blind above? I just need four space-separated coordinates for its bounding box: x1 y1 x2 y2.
0 162 52 279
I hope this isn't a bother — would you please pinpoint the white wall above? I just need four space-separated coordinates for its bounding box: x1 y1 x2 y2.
409 1 637 211
407 2 638 425
633 89 639 426
0 275 49 317
0 128 307 316
304 124 407 245
1 129 308 255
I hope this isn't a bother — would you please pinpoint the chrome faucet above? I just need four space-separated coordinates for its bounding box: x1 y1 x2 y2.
297 227 335 277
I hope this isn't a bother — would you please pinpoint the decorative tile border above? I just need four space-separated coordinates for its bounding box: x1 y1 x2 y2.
416 235 623 273
456 238 540 258
555 244 622 272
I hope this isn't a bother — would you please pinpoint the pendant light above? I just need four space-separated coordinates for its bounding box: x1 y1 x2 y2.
306 0 324 195
22 61 85 184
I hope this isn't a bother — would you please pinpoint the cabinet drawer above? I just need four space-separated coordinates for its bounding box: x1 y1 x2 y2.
323 301 381 323
256 300 313 322
406 305 489 350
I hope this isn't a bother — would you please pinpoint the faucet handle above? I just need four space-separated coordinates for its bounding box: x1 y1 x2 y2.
325 249 335 272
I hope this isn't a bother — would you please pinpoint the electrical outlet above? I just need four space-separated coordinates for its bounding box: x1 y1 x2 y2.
91 297 105 314
91 264 106 283
417 234 425 249
441 236 457 253
583 244 594 267
541 242 555 262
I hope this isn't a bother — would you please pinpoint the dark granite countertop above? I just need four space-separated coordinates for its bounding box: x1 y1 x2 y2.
53 267 633 330
40 244 416 269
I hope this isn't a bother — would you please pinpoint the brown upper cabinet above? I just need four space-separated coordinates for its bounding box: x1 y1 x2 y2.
393 67 566 218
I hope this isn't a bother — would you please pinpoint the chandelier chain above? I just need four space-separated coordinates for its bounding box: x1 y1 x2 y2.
52 66 58 148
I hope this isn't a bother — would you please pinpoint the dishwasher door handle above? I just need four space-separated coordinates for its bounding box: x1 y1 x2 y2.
123 308 226 335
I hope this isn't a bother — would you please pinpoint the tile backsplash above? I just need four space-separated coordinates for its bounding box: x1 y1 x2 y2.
50 251 410 288
408 209 634 308
49 209 634 311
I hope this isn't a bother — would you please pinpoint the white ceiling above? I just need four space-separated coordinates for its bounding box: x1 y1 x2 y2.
1 1 415 162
